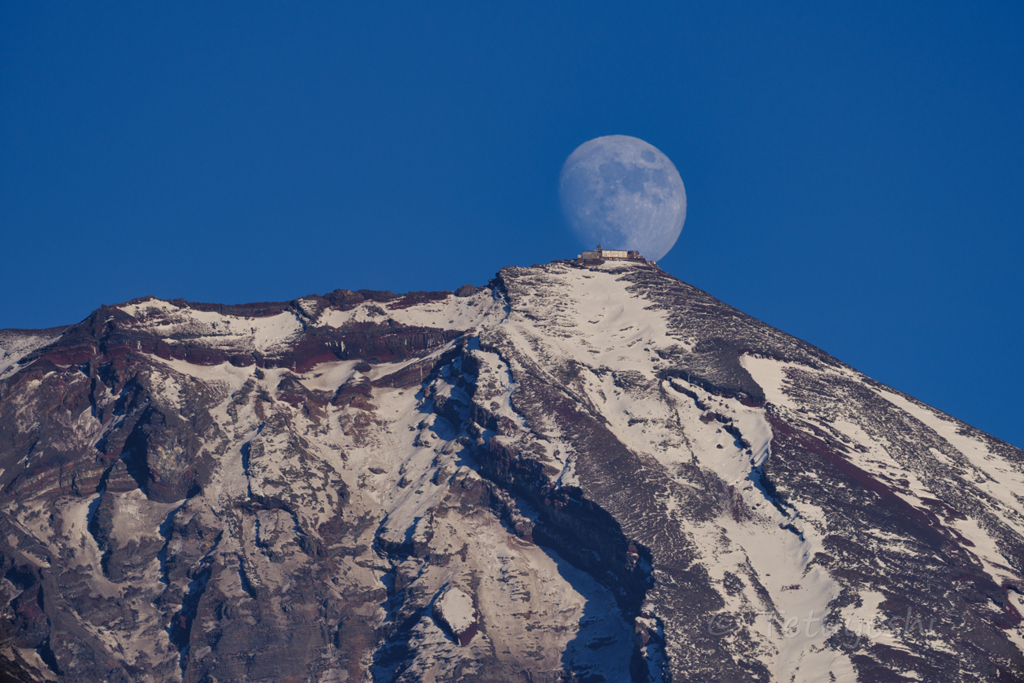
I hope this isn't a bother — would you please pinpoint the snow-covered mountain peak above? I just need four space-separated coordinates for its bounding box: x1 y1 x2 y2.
0 259 1021 682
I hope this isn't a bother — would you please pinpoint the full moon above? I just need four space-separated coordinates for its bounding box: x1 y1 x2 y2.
559 135 686 262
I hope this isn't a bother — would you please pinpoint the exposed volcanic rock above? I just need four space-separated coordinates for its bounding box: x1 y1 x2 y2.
0 262 1022 682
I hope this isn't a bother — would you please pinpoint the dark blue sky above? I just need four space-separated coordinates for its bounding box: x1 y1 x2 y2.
2 2 1022 447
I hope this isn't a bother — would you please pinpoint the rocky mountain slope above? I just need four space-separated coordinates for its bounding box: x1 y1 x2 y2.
0 259 1022 682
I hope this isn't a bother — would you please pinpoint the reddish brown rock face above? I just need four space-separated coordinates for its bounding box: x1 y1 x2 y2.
1 263 1022 682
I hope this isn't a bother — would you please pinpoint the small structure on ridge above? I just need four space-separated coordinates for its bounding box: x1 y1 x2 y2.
577 244 646 262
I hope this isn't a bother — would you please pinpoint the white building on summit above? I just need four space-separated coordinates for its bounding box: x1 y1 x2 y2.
577 244 645 261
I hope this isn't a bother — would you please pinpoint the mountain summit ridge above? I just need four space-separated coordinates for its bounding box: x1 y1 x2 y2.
1 259 1022 682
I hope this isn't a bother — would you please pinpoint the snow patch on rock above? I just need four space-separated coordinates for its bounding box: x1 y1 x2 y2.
433 585 477 644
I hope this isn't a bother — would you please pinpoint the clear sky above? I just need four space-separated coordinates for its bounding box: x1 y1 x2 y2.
2 2 1022 447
